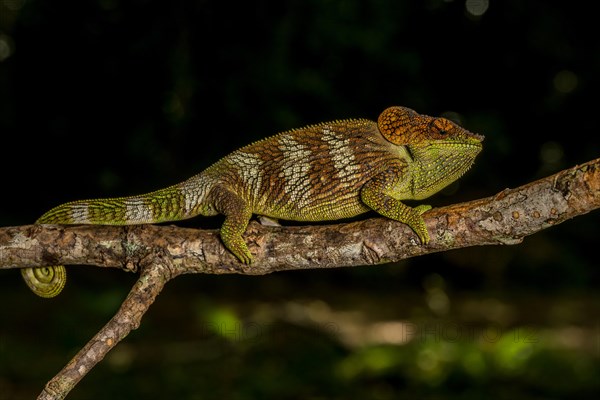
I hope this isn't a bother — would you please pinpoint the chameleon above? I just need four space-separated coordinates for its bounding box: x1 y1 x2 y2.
21 106 483 298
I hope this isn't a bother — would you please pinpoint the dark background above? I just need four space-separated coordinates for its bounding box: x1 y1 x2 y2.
1 0 599 399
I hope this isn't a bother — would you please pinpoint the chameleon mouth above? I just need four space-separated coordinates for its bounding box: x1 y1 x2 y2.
405 145 415 162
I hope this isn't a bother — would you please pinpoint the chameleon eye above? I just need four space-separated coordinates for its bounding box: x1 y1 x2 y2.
432 118 452 136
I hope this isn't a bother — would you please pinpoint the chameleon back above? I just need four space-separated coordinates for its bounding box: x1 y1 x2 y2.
207 119 401 221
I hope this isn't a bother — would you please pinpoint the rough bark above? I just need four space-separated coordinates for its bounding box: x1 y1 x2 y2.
1 158 599 399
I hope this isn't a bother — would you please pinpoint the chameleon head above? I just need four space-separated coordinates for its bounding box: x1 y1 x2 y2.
378 106 484 199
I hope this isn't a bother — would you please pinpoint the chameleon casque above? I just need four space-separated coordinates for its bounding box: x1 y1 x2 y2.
22 106 483 298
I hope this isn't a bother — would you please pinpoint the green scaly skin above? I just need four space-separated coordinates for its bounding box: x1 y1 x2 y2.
22 106 484 297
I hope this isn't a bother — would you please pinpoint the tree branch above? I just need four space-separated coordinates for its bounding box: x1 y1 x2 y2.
1 157 599 399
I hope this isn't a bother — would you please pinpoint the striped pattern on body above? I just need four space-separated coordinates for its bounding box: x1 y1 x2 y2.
212 119 405 221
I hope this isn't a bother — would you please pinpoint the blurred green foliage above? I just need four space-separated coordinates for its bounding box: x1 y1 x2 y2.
1 0 599 398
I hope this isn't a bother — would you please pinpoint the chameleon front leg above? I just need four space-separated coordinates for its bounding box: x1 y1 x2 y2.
360 166 432 244
209 186 254 264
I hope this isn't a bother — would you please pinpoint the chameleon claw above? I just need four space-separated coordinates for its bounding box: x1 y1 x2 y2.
238 251 254 265
404 206 431 245
221 232 254 264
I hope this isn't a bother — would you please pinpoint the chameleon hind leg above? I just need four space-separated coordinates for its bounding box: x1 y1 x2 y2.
209 185 254 264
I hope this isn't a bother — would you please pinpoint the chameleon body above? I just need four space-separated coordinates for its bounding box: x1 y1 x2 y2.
22 106 483 297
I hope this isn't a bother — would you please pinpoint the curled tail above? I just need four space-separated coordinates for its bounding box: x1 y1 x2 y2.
23 179 214 298
21 266 66 298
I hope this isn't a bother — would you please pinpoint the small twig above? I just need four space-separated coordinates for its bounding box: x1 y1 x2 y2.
36 251 175 400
